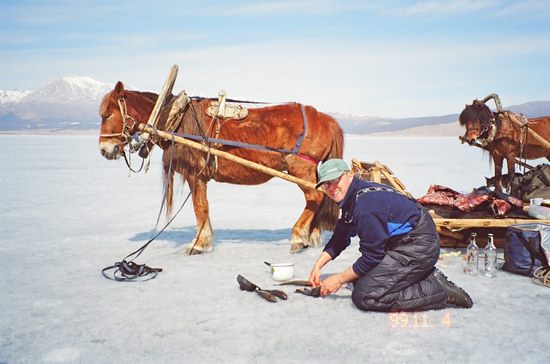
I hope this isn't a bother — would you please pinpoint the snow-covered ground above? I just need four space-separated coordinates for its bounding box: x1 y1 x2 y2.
1 134 549 363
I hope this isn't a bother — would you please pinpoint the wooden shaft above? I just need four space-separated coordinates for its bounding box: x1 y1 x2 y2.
141 65 179 142
432 217 550 228
140 124 318 190
503 111 550 149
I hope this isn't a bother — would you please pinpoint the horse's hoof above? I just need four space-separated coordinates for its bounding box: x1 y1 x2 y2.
185 244 211 255
185 247 203 255
290 242 306 254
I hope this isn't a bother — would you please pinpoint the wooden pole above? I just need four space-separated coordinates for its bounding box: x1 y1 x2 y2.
432 217 550 228
141 65 179 142
140 124 318 190
503 111 550 150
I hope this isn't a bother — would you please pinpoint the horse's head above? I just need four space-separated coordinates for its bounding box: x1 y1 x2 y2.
459 99 497 145
98 81 155 160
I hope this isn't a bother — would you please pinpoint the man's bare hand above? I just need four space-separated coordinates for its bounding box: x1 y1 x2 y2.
320 274 342 296
309 267 321 287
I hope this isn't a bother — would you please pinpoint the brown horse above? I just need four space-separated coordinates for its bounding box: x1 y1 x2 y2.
459 98 550 190
98 81 344 254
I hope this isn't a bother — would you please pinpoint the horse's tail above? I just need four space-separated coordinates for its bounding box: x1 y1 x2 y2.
310 120 345 232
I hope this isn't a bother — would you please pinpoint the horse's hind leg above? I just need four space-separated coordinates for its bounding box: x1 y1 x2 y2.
290 188 325 253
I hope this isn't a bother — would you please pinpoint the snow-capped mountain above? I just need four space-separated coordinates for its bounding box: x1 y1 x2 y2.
0 76 115 130
0 89 33 104
23 76 114 103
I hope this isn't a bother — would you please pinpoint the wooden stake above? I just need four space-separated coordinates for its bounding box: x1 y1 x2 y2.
141 65 179 142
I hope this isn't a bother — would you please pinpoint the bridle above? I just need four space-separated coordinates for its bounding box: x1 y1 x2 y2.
99 97 139 143
462 107 497 146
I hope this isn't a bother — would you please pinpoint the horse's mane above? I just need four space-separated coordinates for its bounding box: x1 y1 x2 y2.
459 101 494 128
134 91 158 102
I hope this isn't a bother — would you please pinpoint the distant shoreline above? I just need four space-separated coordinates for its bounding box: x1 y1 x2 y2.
0 129 98 136
0 124 465 138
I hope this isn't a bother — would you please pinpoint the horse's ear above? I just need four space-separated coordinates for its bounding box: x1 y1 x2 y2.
114 81 125 98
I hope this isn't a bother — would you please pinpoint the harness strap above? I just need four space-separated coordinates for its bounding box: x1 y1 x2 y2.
174 102 315 163
293 104 308 154
99 97 137 140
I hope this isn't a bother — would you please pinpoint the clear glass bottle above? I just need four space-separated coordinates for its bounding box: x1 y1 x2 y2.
484 233 497 278
465 232 479 276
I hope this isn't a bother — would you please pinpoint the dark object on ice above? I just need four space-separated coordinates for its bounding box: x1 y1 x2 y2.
102 259 163 282
503 223 550 276
237 275 288 302
433 268 473 308
275 279 311 286
295 286 322 298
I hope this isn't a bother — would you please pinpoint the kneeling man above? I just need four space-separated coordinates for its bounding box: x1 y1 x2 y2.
309 159 473 311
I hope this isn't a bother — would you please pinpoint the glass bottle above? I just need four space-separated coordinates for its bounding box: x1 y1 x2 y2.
465 232 479 276
483 233 497 278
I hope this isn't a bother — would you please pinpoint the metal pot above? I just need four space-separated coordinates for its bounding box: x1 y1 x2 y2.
265 262 295 281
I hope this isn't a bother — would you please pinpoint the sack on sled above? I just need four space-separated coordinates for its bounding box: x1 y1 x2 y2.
503 223 550 276
510 164 550 202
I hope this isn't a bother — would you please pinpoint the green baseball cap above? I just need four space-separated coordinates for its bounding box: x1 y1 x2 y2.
316 159 350 188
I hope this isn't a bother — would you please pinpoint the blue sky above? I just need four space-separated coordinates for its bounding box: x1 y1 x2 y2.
1 0 549 117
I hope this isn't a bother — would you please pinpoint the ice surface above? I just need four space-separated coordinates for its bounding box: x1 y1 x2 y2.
0 135 549 363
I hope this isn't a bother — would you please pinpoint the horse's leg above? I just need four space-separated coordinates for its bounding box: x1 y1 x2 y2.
492 154 504 191
186 175 213 255
290 187 325 253
504 154 517 191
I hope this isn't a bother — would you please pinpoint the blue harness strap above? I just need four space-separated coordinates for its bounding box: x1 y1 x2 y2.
173 103 309 158
293 104 308 154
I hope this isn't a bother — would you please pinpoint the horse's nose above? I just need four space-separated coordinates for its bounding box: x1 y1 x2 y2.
99 143 120 160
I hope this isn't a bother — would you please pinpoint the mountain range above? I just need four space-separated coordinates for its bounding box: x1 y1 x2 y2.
1 76 550 135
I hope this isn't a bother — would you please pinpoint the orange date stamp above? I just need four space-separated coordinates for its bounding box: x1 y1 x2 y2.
388 312 452 328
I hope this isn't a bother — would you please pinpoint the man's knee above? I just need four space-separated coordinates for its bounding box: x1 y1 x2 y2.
351 284 384 311
351 287 397 312
351 287 366 310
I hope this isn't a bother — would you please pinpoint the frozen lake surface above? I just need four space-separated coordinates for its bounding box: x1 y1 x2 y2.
1 134 549 363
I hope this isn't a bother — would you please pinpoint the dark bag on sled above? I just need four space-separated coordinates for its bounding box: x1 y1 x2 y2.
503 223 550 276
510 164 550 202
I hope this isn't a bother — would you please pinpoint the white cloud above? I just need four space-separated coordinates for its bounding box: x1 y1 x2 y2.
204 0 381 16
494 0 550 18
402 0 499 15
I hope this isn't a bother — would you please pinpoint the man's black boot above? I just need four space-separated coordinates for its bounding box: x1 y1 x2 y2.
433 268 473 308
